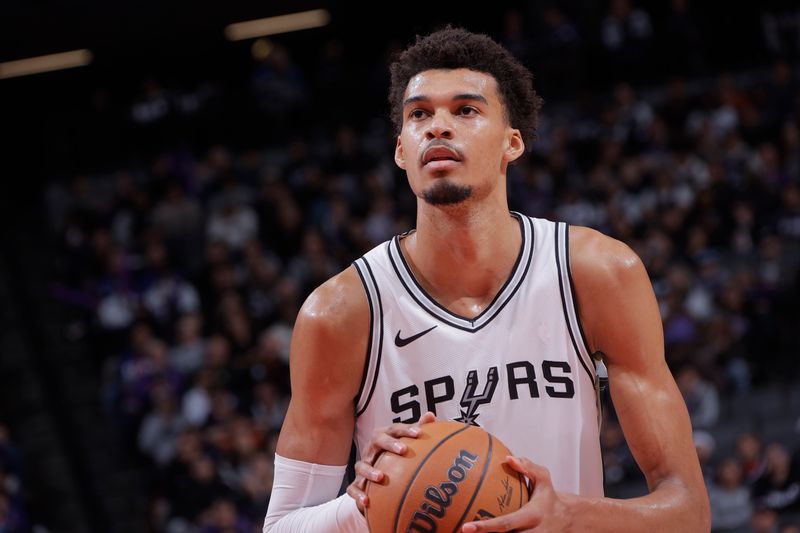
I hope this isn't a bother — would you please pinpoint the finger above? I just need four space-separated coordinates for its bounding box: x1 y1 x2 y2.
354 460 384 483
382 423 424 439
368 432 412 457
417 411 437 425
461 506 543 532
345 483 368 512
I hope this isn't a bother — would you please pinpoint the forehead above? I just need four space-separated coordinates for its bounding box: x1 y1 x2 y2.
403 68 501 105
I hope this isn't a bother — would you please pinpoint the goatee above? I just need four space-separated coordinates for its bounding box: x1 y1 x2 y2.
422 181 473 205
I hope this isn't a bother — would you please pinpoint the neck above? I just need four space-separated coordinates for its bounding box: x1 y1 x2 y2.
401 197 521 316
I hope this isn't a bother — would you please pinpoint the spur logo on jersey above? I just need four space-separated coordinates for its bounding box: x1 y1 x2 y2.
390 360 575 424
455 368 498 426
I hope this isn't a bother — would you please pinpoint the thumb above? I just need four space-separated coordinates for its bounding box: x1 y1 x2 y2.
505 456 555 497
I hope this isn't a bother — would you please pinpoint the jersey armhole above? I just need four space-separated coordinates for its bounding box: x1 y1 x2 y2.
352 257 384 416
555 222 597 387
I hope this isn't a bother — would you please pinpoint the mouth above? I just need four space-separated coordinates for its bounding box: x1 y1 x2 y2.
421 144 463 168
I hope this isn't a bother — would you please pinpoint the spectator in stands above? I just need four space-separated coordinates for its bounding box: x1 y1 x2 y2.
708 456 753 531
138 380 188 466
0 489 28 533
161 429 205 527
250 380 287 434
182 368 214 428
170 313 206 375
677 363 721 428
178 454 229 523
140 241 201 332
751 506 780 533
240 451 274 521
601 0 654 82
206 195 259 253
737 432 767 484
0 424 28 533
534 6 582 97
199 496 251 533
694 430 717 484
753 443 800 514
151 181 202 244
251 43 309 125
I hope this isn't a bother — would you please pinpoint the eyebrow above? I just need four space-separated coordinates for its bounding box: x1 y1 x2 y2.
403 93 489 107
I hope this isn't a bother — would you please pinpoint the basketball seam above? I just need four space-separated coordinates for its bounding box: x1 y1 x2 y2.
453 432 493 532
392 424 471 533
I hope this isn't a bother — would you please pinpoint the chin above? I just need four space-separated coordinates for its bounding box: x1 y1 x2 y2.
421 180 473 206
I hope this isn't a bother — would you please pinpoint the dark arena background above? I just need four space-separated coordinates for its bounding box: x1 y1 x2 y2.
2 1 800 532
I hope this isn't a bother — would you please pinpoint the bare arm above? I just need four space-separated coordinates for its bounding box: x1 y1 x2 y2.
562 227 709 531
272 265 434 525
276 265 369 465
464 227 709 532
263 266 373 532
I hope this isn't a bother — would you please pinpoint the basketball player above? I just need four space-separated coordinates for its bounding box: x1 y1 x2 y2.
264 27 710 532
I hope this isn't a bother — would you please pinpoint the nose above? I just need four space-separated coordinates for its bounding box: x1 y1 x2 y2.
425 110 454 140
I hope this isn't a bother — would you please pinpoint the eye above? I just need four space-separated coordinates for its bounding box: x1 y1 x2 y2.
459 105 478 116
409 108 429 120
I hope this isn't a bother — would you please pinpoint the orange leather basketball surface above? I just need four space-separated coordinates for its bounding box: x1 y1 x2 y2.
365 420 529 533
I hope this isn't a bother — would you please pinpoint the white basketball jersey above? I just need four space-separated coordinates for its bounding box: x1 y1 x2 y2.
351 214 604 497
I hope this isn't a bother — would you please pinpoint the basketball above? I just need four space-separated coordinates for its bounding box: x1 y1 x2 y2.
365 420 530 533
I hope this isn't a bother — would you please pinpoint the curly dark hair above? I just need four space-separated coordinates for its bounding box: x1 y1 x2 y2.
389 26 543 146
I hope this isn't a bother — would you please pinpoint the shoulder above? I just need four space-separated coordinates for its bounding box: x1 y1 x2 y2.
278 266 370 461
299 265 369 328
568 225 647 290
294 265 370 354
567 225 660 357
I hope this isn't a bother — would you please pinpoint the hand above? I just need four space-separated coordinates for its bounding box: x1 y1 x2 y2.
346 411 436 513
461 456 572 532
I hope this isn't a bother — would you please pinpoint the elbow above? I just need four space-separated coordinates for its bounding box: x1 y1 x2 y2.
657 475 710 532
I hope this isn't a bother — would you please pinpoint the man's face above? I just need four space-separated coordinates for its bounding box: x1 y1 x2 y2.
395 68 524 207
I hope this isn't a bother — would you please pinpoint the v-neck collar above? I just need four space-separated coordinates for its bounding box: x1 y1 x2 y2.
386 212 535 332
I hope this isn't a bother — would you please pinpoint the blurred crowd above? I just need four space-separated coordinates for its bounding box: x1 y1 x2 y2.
0 423 29 533
40 2 800 532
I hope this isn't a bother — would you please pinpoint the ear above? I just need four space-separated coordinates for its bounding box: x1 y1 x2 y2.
504 128 525 163
394 136 406 169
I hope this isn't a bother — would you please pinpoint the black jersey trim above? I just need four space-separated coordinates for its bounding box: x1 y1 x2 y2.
387 246 482 333
555 223 595 387
564 225 595 367
354 257 385 417
352 260 374 412
484 215 536 325
387 212 533 333
394 213 525 324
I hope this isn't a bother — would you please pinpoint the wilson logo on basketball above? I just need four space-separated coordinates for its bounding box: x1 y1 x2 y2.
408 449 478 532
365 421 529 533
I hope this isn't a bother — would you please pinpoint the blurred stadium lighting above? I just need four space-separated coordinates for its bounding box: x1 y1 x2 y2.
224 9 330 41
251 38 275 61
0 49 93 80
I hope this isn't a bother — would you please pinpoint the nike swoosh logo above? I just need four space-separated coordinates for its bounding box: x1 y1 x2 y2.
394 325 438 347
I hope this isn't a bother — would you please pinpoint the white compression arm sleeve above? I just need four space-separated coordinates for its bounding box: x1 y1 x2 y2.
263 453 368 532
